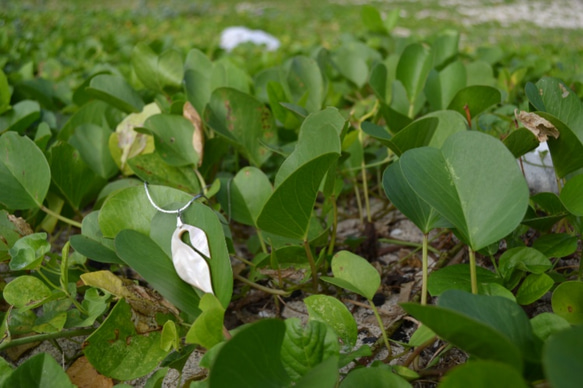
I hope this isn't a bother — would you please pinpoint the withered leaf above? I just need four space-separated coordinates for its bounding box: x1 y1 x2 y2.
67 356 113 388
183 101 204 167
514 109 560 142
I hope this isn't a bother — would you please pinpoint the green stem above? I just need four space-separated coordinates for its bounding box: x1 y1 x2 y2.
40 205 82 229
257 229 268 254
303 239 319 292
378 238 441 254
233 274 290 296
469 247 478 294
353 177 364 222
368 299 391 357
421 233 428 305
0 328 95 351
327 196 338 256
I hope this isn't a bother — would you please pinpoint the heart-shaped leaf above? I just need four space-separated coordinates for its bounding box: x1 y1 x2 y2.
132 43 183 93
400 131 529 251
0 132 50 210
447 85 501 119
396 43 432 116
143 113 199 167
321 251 380 300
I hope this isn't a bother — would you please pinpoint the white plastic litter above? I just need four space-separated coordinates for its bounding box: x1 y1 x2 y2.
219 26 280 52
521 142 558 194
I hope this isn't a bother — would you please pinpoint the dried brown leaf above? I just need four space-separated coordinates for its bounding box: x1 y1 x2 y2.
183 101 204 166
515 109 560 142
67 356 113 388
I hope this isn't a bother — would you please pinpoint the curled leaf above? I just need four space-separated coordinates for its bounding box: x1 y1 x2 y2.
171 223 214 294
515 109 560 142
183 101 204 166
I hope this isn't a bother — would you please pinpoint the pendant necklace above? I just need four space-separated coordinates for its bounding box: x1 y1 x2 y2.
144 182 214 295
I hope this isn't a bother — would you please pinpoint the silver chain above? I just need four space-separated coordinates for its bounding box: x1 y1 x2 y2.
144 182 201 215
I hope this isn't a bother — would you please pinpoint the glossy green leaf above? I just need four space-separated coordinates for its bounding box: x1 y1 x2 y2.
281 318 339 381
447 85 501 119
530 313 570 341
532 233 578 258
543 324 583 388
538 112 583 178
427 264 502 296
0 132 50 209
9 233 50 271
340 366 411 388
3 275 51 308
551 281 583 324
385 117 439 156
114 230 201 318
304 294 358 349
422 110 468 147
560 174 583 216
186 293 225 349
206 87 277 166
148 203 233 309
209 319 291 388
294 356 339 388
400 131 529 251
70 211 121 264
2 353 75 388
402 291 530 370
516 273 554 305
48 142 107 210
425 60 466 111
142 114 199 166
286 56 324 113
0 100 40 134
98 185 191 238
84 299 169 380
86 74 144 113
69 123 118 179
321 251 380 300
440 360 528 388
219 167 272 227
382 160 444 233
396 43 432 114
498 247 552 283
503 128 539 158
127 152 201 193
132 43 183 93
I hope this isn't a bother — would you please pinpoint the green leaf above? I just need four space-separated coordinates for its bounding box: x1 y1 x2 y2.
530 313 570 341
58 100 116 141
361 5 387 34
185 293 226 349
2 353 75 388
294 356 339 388
432 30 460 69
70 211 121 264
447 85 501 119
281 318 339 381
9 233 50 271
386 117 439 156
0 357 13 387
400 131 529 251
132 43 183 93
425 60 466 111
286 56 325 113
498 247 552 283
209 319 291 388
396 43 433 114
114 230 201 318
503 128 539 158
0 68 10 114
439 360 528 388
84 299 169 380
66 287 110 328
205 87 277 166
321 251 380 300
143 114 199 167
0 100 40 134
551 281 583 324
543 324 583 388
160 321 179 352
3 275 51 308
69 123 118 179
516 273 554 305
560 174 583 216
382 160 444 233
48 142 107 210
304 294 358 349
340 366 411 388
540 112 583 178
98 185 191 238
86 74 144 113
127 152 201 193
427 264 502 296
0 132 50 209
532 233 578 258
401 292 527 371
218 167 272 227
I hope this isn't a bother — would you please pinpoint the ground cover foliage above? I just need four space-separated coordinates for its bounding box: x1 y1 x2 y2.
1 1 583 387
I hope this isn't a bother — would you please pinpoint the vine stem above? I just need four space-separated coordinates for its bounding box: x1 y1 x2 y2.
469 247 478 294
0 328 95 351
327 195 338 256
233 274 290 296
303 239 319 292
40 205 82 229
421 233 429 305
368 299 391 357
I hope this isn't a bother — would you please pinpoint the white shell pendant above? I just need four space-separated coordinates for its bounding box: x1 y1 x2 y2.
171 219 214 295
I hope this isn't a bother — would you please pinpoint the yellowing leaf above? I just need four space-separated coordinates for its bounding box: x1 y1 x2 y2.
183 101 204 166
